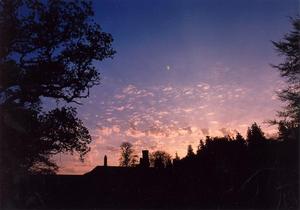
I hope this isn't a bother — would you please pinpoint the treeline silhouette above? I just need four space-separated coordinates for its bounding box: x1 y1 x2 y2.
174 123 299 209
3 123 299 209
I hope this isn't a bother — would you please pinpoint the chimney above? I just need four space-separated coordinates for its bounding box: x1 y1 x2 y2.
104 155 107 167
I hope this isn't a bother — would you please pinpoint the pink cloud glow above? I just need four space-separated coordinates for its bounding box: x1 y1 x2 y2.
56 76 283 174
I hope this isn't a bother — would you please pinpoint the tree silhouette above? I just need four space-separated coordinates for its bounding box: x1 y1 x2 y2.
235 132 246 145
186 144 195 158
119 142 138 167
174 152 180 161
272 18 300 126
1 106 91 174
150 150 172 168
0 0 115 106
0 0 115 174
246 123 266 146
197 139 205 155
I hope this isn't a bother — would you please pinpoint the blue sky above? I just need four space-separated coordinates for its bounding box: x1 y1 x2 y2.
56 0 298 174
93 0 297 85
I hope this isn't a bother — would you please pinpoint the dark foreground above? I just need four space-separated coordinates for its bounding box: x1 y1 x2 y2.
2 165 299 209
2 132 299 209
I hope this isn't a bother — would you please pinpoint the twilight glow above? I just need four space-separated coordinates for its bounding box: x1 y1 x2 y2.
54 0 298 174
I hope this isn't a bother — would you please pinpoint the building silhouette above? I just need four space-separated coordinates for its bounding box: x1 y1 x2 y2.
139 150 150 168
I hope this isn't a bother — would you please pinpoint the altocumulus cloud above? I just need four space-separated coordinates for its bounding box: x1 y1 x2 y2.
57 81 280 174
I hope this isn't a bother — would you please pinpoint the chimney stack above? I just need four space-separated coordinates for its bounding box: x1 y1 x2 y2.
104 155 107 167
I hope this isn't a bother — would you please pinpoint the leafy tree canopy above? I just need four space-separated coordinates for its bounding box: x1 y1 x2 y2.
150 150 172 168
119 142 138 167
0 0 115 174
0 0 115 106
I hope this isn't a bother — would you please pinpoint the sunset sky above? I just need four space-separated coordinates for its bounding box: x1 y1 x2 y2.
55 0 298 174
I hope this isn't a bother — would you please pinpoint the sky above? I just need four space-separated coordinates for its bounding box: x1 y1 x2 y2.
55 0 298 174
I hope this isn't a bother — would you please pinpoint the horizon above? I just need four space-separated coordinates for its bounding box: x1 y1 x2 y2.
51 0 298 174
